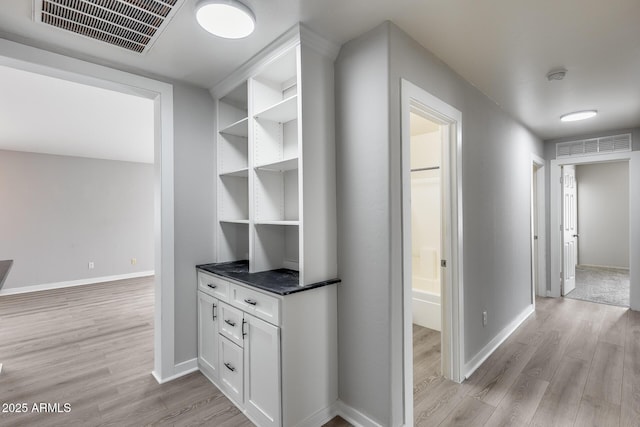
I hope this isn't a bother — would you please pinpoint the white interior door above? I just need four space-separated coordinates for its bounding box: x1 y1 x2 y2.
562 165 578 295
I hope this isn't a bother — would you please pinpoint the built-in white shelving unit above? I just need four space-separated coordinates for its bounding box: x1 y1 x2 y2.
213 25 338 286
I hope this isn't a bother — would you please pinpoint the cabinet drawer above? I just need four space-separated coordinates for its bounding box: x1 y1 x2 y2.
230 284 280 326
198 271 229 301
219 301 245 347
219 336 244 407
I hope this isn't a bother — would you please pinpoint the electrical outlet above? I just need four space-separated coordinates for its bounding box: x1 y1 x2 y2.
88 262 95 269
482 311 487 327
131 258 137 265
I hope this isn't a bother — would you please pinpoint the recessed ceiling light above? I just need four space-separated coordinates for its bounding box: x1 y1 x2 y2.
560 110 598 122
196 0 255 39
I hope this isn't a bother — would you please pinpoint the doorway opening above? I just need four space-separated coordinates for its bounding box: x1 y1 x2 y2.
0 41 176 381
550 150 639 311
401 80 464 425
562 161 630 307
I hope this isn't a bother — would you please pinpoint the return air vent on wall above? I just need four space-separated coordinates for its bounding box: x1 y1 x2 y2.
33 0 185 53
556 134 632 158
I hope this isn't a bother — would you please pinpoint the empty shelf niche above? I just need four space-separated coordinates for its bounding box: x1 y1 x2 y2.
253 223 299 273
219 174 248 222
254 166 299 222
219 221 249 262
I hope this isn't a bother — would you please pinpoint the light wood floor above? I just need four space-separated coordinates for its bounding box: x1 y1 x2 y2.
0 277 253 426
2 282 639 426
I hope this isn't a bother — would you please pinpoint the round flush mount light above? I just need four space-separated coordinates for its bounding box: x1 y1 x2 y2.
546 68 567 81
196 0 255 39
560 110 598 122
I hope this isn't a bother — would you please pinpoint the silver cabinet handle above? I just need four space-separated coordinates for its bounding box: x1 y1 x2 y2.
242 319 247 338
212 303 217 321
224 319 236 327
244 299 257 306
207 284 217 289
224 362 235 372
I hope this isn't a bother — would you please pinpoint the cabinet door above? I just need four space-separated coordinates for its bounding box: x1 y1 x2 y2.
245 314 281 427
197 291 219 380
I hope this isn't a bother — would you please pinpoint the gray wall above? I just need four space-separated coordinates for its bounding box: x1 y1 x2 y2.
336 22 544 426
576 162 629 268
0 150 154 289
335 23 391 425
172 82 216 365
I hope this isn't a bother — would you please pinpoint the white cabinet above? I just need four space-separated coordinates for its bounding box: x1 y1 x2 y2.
245 315 281 427
197 291 219 381
197 270 337 427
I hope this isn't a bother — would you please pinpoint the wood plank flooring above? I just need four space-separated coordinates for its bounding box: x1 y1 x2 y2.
0 277 253 427
2 281 639 426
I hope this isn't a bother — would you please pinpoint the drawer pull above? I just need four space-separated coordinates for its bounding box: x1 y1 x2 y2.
244 298 258 306
224 362 236 372
207 284 217 289
224 319 236 327
212 303 217 321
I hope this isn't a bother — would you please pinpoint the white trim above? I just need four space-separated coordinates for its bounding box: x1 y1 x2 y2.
0 271 154 296
550 151 639 310
400 79 464 426
463 304 534 378
531 154 546 299
152 358 198 384
0 39 175 383
333 400 385 427
291 403 336 427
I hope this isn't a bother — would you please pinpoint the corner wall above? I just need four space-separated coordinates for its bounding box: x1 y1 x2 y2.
335 22 544 426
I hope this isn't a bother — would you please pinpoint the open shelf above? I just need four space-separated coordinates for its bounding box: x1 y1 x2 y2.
220 219 250 224
255 157 298 172
220 168 249 178
254 95 297 123
220 117 248 137
255 220 299 226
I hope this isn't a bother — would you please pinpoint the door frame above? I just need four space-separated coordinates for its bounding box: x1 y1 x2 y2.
550 151 640 310
0 39 177 381
531 155 546 299
400 79 464 424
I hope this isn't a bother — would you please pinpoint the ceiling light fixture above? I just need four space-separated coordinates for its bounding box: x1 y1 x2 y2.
560 110 598 122
196 0 255 39
547 68 567 81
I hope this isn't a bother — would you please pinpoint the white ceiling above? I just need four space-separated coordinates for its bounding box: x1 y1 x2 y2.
0 0 639 140
0 66 154 163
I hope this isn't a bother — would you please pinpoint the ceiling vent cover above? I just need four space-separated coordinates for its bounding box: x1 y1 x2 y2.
34 0 184 53
556 134 632 158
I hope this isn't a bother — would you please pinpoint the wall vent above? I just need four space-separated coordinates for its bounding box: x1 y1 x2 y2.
33 0 184 54
556 134 632 158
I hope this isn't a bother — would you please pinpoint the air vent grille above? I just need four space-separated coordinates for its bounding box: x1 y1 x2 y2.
35 0 183 53
556 134 632 159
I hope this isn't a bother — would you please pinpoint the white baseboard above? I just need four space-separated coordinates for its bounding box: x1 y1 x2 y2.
333 400 384 427
292 403 335 427
152 358 198 384
0 271 154 296
463 304 535 379
412 290 441 331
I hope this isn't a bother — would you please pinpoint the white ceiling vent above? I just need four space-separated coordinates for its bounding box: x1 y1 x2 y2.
33 0 185 53
556 134 632 158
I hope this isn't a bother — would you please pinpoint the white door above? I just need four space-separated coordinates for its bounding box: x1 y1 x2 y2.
197 291 219 379
562 165 578 295
244 314 281 427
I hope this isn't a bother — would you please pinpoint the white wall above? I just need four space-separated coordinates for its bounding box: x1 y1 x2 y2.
335 22 543 426
0 150 154 289
576 162 629 268
410 130 441 295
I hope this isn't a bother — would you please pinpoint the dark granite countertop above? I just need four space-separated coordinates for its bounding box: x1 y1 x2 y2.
0 260 13 290
196 260 340 296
